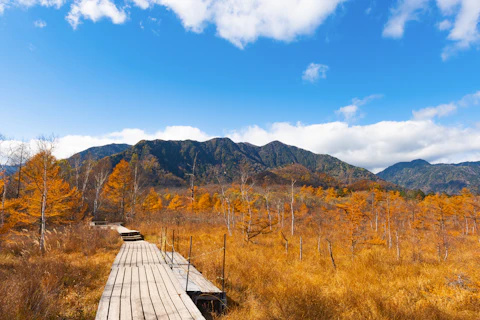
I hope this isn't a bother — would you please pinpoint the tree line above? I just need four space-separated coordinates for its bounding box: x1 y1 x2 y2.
1 137 479 261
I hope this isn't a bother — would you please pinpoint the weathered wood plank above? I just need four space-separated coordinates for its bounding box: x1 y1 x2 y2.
138 265 156 320
95 266 119 320
149 262 182 320
145 264 169 320
120 267 133 320
156 263 200 320
130 266 144 320
108 267 125 320
112 245 126 269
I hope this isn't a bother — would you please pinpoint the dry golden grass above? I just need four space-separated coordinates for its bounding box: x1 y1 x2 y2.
1 216 478 320
0 224 121 320
136 218 480 320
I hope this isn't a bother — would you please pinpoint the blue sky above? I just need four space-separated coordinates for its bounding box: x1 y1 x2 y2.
0 0 480 171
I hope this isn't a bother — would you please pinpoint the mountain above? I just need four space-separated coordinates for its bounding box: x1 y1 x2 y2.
104 138 380 187
70 143 131 162
377 159 480 194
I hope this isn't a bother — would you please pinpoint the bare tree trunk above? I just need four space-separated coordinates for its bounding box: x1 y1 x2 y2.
264 191 272 230
395 231 400 260
387 196 392 249
189 152 198 211
1 175 7 228
80 158 93 208
39 150 49 253
93 166 108 220
326 239 336 271
36 136 56 254
290 179 296 236
14 143 28 198
129 161 139 220
73 154 81 191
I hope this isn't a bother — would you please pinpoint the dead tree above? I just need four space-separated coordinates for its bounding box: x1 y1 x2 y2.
93 160 110 220
187 151 198 211
290 178 296 236
11 141 29 198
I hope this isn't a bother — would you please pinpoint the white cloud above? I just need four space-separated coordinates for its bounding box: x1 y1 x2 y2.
66 0 127 30
336 105 359 122
458 90 480 107
155 0 345 49
34 19 47 28
227 120 480 173
438 19 452 30
4 109 480 173
302 63 329 83
383 0 429 38
412 103 457 120
131 0 149 10
1 126 214 161
28 43 36 51
0 0 8 13
335 94 383 122
438 0 480 60
412 90 480 120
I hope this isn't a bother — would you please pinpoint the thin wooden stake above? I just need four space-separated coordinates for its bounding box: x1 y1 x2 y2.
186 236 193 292
171 229 175 266
285 240 288 255
164 227 167 258
222 234 226 294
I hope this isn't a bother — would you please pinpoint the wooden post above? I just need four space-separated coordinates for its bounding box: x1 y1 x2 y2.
222 234 226 294
171 230 175 265
164 227 167 257
186 236 193 292
300 236 303 261
285 240 288 255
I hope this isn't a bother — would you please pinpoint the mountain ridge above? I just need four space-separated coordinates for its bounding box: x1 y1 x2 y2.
99 137 381 187
377 159 480 194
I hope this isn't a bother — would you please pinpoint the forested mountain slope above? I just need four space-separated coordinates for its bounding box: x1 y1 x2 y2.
377 159 480 194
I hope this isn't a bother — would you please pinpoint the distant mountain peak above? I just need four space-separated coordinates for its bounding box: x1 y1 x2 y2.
377 158 480 194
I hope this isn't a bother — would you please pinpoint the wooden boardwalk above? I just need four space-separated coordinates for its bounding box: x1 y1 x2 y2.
96 241 206 320
162 251 222 295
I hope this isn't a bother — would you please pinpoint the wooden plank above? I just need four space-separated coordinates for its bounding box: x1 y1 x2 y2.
139 265 156 320
131 245 137 268
120 244 131 268
155 263 204 320
166 252 221 294
130 266 144 320
136 246 143 267
95 266 119 320
149 262 182 320
144 242 153 265
108 267 125 320
145 264 169 320
120 267 133 320
112 245 126 269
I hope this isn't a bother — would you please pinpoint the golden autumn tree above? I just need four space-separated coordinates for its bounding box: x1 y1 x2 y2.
167 194 184 211
103 160 132 220
196 192 212 212
422 193 454 261
141 187 163 215
337 192 368 257
22 146 79 252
